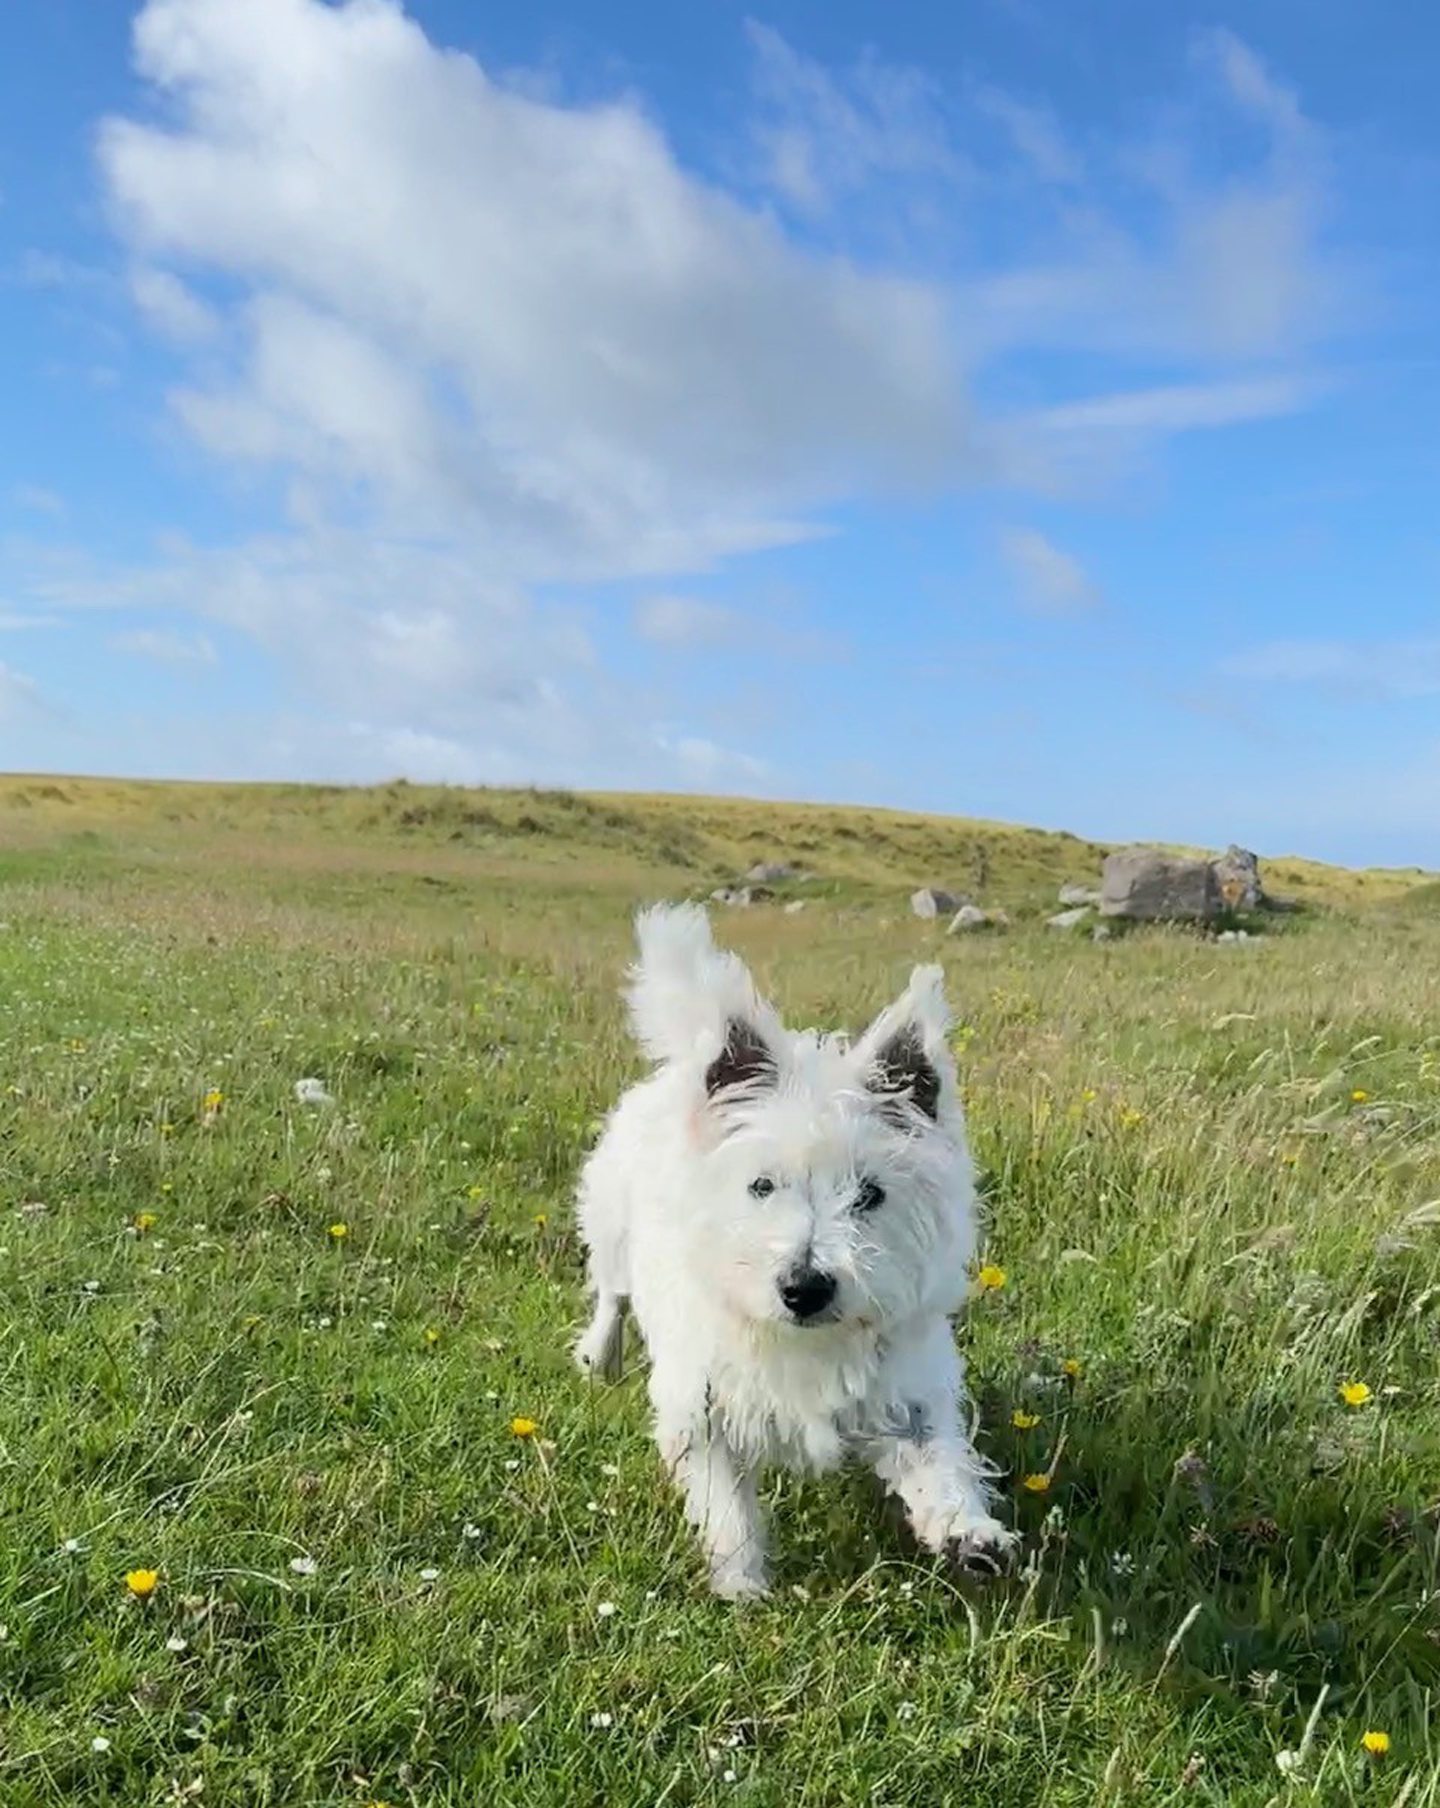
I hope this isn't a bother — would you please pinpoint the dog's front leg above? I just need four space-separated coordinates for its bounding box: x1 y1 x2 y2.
869 1327 1017 1577
656 1399 769 1600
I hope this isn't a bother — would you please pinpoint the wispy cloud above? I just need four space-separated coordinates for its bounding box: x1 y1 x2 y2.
1221 639 1440 700
108 627 219 666
8 484 65 517
999 528 1101 616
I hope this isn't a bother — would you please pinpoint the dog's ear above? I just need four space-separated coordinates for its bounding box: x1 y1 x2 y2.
856 964 955 1125
704 1016 778 1100
867 1021 941 1120
626 904 787 1082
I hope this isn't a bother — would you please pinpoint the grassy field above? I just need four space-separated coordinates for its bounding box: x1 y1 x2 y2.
2 776 1438 1805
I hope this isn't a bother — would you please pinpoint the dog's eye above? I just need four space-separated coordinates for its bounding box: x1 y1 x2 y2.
748 1176 776 1199
854 1178 886 1213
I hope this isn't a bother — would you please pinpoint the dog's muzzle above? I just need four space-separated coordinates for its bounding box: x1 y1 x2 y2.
778 1267 838 1324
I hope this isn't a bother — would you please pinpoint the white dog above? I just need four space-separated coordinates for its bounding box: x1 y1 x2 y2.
574 904 1016 1598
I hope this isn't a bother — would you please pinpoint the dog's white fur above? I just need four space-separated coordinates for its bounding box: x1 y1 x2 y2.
574 904 1015 1598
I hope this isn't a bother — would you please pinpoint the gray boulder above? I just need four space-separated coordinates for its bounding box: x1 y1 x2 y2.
747 861 796 884
1058 883 1102 907
1100 848 1221 923
911 887 964 920
1047 906 1093 931
783 899 806 916
1213 845 1264 912
948 904 990 933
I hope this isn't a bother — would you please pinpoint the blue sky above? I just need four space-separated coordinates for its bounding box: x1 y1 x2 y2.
1 0 1438 865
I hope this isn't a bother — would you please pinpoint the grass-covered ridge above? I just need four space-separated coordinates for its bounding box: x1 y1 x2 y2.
1 777 1438 1804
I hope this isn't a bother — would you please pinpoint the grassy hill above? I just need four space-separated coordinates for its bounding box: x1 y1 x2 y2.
1 774 1438 1804
1 772 1430 911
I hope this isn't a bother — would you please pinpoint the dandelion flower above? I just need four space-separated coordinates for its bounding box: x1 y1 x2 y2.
133 1211 158 1234
202 1089 224 1113
1022 1473 1052 1494
1351 1089 1370 1104
1061 1358 1082 1379
975 1264 1007 1291
125 1568 159 1600
533 1213 548 1229
1339 1381 1372 1408
423 1326 441 1346
1361 1730 1390 1755
1011 1410 1041 1430
327 1221 349 1241
510 1416 538 1438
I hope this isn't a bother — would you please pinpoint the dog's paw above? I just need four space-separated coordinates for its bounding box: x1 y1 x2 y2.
709 1560 771 1603
922 1513 1019 1580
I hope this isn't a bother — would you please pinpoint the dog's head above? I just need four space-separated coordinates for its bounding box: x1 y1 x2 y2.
627 904 977 1332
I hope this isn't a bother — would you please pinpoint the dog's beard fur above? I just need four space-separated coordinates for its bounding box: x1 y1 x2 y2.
574 904 1014 1597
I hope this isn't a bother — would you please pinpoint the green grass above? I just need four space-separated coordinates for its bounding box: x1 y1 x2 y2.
1 779 1438 1805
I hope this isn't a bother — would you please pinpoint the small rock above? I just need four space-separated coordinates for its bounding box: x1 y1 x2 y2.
1091 923 1112 941
710 888 736 904
783 900 806 916
911 887 964 920
294 1077 334 1106
1058 883 1102 907
948 904 990 933
746 862 795 884
1047 906 1092 931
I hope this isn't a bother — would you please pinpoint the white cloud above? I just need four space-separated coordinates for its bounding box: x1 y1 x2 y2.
0 610 62 630
745 21 963 215
1220 638 1440 700
108 627 218 665
999 528 1101 616
633 594 743 648
970 85 1079 186
9 484 65 517
0 662 45 723
128 266 219 342
101 0 968 578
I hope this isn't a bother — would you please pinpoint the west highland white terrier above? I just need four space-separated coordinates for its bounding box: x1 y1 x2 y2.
574 904 1016 1599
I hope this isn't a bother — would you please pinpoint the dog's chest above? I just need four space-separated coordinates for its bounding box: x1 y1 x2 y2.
711 1329 887 1471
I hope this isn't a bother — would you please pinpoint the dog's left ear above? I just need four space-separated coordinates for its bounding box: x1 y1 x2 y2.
855 964 956 1124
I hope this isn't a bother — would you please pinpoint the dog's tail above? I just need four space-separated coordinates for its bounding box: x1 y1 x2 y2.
626 903 780 1067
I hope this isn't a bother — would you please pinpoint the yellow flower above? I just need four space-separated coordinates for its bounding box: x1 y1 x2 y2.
1351 1089 1369 1104
1011 1410 1041 1430
133 1212 158 1234
1361 1730 1390 1756
327 1222 349 1242
510 1416 538 1439
1021 1473 1051 1494
1339 1381 1372 1408
466 1184 486 1200
423 1326 441 1346
1119 1106 1145 1129
1061 1358 1082 1379
159 1122 175 1137
202 1089 224 1112
243 1314 263 1329
975 1264 1007 1291
125 1568 160 1600
1279 1150 1299 1166
1081 1088 1098 1104
533 1213 548 1228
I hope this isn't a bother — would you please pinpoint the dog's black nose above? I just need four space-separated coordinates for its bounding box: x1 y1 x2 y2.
779 1269 837 1321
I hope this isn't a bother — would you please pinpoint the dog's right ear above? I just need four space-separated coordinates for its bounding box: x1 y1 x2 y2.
704 1017 777 1100
626 904 785 1080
